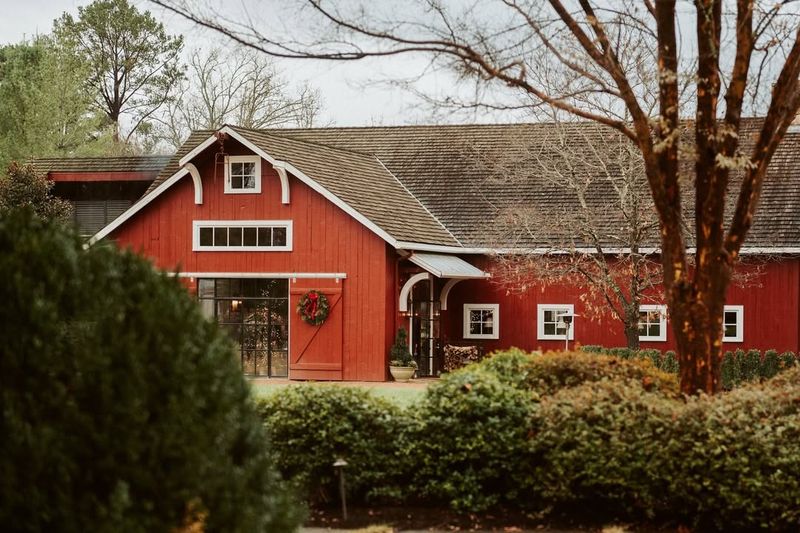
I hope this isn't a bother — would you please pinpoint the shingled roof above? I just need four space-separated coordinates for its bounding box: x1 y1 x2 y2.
108 120 800 250
271 120 800 249
32 155 171 175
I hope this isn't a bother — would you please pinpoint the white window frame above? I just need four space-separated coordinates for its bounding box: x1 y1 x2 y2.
639 304 667 342
537 304 575 340
463 303 500 340
192 220 292 251
723 305 744 343
224 155 262 194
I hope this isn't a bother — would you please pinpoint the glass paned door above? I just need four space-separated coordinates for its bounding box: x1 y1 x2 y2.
409 278 440 376
198 278 289 377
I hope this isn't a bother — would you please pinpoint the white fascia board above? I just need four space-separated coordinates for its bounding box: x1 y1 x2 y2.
88 167 190 245
219 127 399 247
178 135 220 167
177 272 347 279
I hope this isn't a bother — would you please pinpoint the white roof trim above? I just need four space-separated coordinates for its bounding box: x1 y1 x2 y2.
409 252 489 279
88 166 190 245
178 134 221 167
177 272 347 279
199 127 400 247
397 242 800 255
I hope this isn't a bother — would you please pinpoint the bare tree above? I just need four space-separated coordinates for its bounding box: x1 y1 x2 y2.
155 47 322 149
151 0 800 395
482 122 662 349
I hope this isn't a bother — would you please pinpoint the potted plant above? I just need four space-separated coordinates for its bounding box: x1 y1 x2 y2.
389 327 417 382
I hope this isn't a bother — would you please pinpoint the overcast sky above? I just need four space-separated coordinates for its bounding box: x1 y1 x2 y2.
0 0 460 127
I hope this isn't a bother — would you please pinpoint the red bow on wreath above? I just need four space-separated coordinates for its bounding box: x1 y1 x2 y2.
298 290 330 325
304 291 319 320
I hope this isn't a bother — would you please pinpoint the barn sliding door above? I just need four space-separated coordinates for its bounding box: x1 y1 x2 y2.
289 282 344 380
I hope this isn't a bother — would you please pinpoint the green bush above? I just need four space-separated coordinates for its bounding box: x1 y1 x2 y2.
0 210 301 532
583 345 799 388
257 385 411 503
411 366 538 512
662 350 679 373
662 369 800 530
762 349 780 379
530 380 676 519
512 352 678 395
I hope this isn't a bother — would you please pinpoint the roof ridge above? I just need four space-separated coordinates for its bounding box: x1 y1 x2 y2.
232 126 377 158
374 156 463 247
31 155 172 161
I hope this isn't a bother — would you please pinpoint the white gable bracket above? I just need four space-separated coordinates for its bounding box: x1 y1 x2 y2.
399 272 430 313
440 279 463 311
273 164 290 204
184 163 203 205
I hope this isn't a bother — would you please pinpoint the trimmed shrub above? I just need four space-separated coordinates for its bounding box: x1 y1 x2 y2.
512 352 678 395
762 349 780 379
529 380 676 519
583 346 799 387
0 210 301 532
662 369 800 530
411 366 538 512
662 350 679 374
780 351 798 371
257 385 411 503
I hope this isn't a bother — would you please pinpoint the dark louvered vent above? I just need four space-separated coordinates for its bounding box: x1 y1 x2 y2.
73 200 132 237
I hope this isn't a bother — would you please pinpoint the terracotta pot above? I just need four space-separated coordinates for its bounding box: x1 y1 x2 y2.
389 365 416 382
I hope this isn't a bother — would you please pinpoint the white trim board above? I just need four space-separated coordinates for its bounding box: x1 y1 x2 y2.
178 272 347 279
192 220 293 252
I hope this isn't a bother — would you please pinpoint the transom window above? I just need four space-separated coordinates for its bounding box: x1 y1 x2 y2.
537 304 575 340
463 303 499 340
225 155 261 193
639 304 667 342
723 305 744 342
193 220 292 251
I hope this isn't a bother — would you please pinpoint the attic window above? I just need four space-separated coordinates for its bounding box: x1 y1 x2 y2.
225 155 261 194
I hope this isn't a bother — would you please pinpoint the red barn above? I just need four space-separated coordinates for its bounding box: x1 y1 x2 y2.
35 122 800 381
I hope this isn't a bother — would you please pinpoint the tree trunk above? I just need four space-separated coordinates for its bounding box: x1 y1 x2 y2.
624 323 640 350
668 254 733 395
623 304 641 350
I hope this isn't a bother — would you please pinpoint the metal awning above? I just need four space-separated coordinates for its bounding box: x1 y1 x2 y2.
408 252 488 279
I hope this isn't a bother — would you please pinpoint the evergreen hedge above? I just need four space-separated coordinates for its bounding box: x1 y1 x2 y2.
582 344 798 388
0 210 301 532
259 349 800 530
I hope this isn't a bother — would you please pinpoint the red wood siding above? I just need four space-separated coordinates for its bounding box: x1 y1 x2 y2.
110 143 392 381
443 257 800 354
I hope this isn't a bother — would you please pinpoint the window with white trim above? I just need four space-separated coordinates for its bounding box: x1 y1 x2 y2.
463 303 499 340
639 304 667 341
537 304 575 340
225 155 261 193
193 220 292 251
723 305 744 342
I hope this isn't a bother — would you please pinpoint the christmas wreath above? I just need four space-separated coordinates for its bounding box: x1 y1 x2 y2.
297 290 330 325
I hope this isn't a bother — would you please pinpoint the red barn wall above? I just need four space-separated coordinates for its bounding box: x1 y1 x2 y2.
109 144 393 381
444 256 800 354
